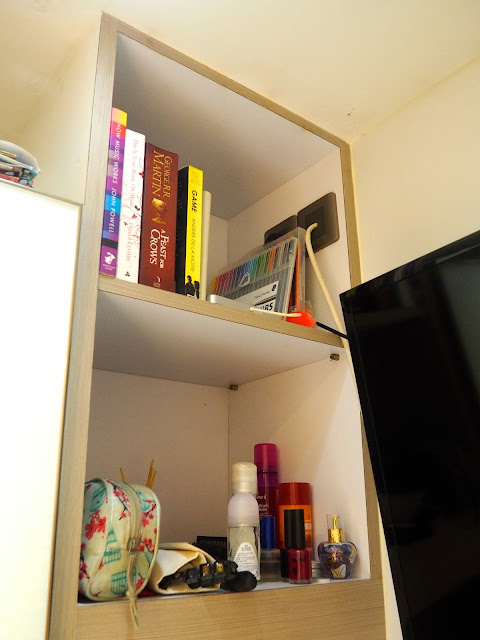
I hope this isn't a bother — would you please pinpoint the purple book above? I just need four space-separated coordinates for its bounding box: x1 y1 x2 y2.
99 107 127 275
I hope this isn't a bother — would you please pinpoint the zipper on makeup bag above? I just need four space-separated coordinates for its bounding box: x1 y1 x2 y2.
120 482 143 629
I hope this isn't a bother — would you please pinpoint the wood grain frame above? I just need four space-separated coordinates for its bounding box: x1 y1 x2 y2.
49 12 385 640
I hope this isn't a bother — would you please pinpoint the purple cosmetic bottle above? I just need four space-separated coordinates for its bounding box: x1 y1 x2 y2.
317 514 357 579
254 443 279 544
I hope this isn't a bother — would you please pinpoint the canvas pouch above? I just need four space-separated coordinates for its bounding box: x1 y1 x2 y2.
148 542 220 594
79 477 161 627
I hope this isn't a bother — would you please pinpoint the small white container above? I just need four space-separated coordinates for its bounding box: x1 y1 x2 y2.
228 462 260 580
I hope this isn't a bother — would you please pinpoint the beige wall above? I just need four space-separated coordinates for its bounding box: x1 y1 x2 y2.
353 56 480 282
351 55 480 640
17 24 99 204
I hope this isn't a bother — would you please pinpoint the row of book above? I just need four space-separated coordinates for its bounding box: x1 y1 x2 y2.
99 107 211 299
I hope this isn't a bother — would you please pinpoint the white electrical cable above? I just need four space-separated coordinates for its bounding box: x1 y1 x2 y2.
248 224 355 374
249 308 301 317
305 222 354 373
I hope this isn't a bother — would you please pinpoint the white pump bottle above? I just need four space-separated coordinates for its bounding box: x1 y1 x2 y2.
227 462 260 580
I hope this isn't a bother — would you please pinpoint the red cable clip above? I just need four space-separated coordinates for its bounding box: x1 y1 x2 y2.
286 303 316 327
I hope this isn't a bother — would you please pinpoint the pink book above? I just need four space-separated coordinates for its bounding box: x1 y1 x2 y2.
99 107 127 275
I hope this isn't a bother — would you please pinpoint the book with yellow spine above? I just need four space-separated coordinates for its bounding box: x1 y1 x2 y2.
175 165 203 297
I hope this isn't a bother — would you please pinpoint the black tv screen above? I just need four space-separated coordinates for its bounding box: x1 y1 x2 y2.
340 231 480 639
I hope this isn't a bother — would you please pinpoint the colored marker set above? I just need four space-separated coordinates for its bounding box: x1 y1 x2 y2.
209 231 303 315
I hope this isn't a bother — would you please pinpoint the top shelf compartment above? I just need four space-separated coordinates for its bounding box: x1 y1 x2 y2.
94 275 342 387
92 26 349 388
113 33 338 222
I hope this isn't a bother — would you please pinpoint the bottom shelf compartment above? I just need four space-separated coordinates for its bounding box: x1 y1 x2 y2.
87 356 369 574
82 291 379 638
76 578 386 639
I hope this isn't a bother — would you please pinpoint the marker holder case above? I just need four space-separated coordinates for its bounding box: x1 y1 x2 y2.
209 228 305 316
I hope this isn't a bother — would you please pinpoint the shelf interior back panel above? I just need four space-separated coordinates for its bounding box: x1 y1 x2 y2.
113 32 336 222
93 288 342 387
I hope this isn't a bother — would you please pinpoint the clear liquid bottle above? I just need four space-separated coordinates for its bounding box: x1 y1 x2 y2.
227 462 260 580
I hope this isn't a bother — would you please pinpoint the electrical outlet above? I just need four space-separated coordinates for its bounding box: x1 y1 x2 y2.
264 214 298 244
297 192 339 253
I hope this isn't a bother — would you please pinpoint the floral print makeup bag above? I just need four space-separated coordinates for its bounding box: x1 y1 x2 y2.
79 478 161 627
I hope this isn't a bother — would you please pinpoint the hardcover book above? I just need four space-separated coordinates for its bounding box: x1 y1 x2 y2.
175 166 204 297
116 129 146 283
139 143 179 290
99 107 127 276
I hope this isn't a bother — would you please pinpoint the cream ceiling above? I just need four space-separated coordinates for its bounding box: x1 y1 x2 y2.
2 0 480 144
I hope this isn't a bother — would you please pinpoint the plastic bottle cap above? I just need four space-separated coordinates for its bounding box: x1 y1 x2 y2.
228 491 260 526
284 509 305 549
254 443 278 472
232 461 257 495
260 515 276 549
279 482 311 505
328 514 345 543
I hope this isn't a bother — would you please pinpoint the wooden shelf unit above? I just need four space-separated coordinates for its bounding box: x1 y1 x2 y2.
49 13 385 640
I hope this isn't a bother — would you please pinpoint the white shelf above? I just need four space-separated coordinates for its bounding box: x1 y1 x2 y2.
93 275 342 387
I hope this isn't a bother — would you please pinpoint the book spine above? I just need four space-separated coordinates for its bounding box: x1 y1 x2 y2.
139 143 179 290
0 174 21 183
99 107 127 275
116 129 146 283
199 190 211 300
175 166 203 297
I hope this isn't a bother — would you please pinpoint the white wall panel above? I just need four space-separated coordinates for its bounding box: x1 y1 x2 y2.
87 369 229 544
0 182 79 640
